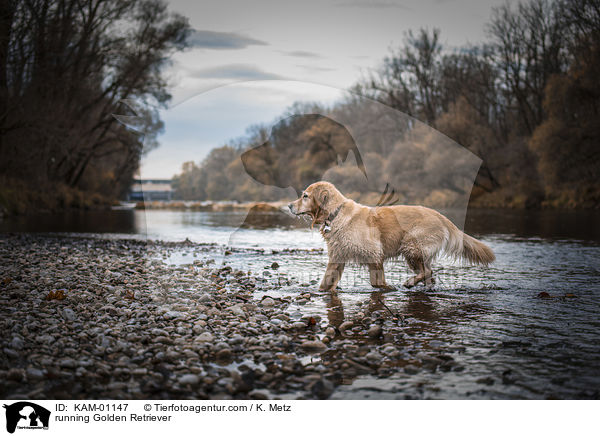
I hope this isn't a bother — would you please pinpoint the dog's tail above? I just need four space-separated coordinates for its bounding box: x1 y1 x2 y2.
443 219 495 266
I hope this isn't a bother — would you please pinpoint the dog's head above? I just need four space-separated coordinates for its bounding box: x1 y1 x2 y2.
288 181 342 226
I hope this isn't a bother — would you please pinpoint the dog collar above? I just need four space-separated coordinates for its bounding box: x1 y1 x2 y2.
321 203 344 233
327 203 344 224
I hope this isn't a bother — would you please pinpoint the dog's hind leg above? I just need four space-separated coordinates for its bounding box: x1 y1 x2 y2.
404 256 426 288
368 263 395 290
423 259 435 286
319 262 345 291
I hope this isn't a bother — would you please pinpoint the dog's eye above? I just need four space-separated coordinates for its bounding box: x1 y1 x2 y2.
302 193 308 199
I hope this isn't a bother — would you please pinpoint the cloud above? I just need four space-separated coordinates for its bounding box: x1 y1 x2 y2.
296 64 336 72
187 64 284 80
280 50 323 58
187 30 268 50
335 1 409 9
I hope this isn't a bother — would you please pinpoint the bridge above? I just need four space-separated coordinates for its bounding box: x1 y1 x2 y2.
128 179 173 201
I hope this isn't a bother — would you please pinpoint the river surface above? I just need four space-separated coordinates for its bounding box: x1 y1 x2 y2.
2 208 599 399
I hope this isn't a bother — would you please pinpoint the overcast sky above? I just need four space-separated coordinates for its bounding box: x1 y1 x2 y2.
140 0 510 179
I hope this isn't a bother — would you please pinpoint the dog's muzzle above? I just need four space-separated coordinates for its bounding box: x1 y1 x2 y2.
288 203 296 214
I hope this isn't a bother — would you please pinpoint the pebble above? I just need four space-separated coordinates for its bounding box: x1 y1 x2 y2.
229 305 245 317
216 348 233 361
339 321 353 331
59 358 77 369
196 332 214 342
367 325 382 338
291 321 307 330
300 340 327 353
0 234 465 401
366 351 383 362
26 368 45 380
179 374 200 385
261 297 275 307
62 308 76 322
199 294 212 303
404 365 420 375
163 311 184 319
10 337 24 350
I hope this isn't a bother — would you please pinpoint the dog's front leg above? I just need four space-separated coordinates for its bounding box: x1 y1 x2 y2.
368 263 395 290
319 261 345 291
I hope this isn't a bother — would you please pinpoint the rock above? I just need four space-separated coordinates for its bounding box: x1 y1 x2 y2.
151 328 168 336
271 262 279 269
179 374 200 385
261 297 275 307
26 368 45 381
199 293 212 303
3 348 19 359
365 351 382 363
291 321 306 330
418 354 443 367
476 376 495 385
307 378 334 399
10 337 24 349
192 323 206 334
229 305 245 317
7 368 24 381
229 334 244 345
248 389 270 400
59 358 77 369
36 334 54 345
62 308 76 322
339 321 353 331
163 311 183 320
300 340 327 353
216 348 233 361
428 340 446 349
404 364 420 375
196 332 214 342
367 325 382 338
325 327 336 337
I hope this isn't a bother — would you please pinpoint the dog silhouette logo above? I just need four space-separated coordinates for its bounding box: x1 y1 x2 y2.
3 402 50 433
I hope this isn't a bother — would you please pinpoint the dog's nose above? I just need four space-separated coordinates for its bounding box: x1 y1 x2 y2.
288 203 293 212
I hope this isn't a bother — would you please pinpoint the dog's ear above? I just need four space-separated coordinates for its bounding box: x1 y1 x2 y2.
318 188 329 207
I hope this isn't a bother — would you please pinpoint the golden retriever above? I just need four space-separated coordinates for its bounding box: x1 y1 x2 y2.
288 181 495 290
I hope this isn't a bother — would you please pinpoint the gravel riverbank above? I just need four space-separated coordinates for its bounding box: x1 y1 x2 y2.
3 233 597 400
0 233 441 400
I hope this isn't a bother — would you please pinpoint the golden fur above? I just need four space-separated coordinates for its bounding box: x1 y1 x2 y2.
288 181 495 290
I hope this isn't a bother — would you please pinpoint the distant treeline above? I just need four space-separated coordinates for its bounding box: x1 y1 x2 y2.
0 0 189 214
173 0 600 209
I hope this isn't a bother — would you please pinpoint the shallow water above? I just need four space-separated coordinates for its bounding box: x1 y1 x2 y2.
2 208 599 398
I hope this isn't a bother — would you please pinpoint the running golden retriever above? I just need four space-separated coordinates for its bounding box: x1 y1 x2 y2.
288 181 495 290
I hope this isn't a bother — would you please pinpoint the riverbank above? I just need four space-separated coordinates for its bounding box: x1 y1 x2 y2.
0 177 113 217
2 184 599 219
0 234 419 400
1 233 599 399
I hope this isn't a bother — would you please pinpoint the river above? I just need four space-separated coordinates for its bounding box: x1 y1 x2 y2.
1 208 599 398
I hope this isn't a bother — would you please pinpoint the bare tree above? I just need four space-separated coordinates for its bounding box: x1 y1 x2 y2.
0 0 189 199
486 0 566 134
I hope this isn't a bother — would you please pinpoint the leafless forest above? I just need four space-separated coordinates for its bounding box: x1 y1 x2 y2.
173 0 600 209
0 0 189 213
1 0 599 212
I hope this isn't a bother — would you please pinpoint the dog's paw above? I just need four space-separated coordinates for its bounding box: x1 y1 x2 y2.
403 279 415 288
